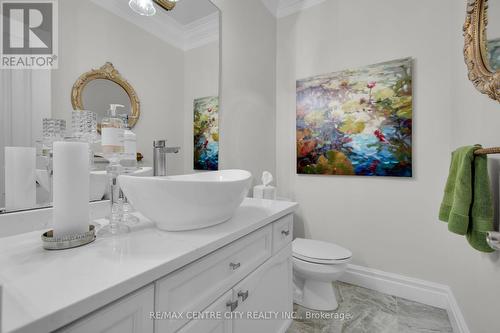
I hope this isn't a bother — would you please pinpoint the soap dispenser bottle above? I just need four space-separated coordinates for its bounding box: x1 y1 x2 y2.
120 115 137 170
101 104 125 162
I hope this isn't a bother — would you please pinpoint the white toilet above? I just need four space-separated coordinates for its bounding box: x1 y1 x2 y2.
292 238 352 311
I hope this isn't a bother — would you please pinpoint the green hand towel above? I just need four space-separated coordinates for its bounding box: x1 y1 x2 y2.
439 145 494 253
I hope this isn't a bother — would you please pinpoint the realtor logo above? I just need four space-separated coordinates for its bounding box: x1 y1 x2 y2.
1 0 58 69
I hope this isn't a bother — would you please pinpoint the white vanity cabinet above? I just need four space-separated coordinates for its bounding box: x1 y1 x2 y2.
272 214 293 254
15 210 295 333
176 291 234 333
231 244 293 333
177 245 292 333
171 215 294 333
57 285 155 333
155 224 273 332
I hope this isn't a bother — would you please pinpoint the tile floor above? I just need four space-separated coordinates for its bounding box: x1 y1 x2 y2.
287 282 453 333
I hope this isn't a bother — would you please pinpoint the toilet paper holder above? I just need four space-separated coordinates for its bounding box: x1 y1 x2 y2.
486 232 500 251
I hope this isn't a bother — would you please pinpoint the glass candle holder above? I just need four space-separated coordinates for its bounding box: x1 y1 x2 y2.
71 110 97 143
71 110 98 167
42 118 66 148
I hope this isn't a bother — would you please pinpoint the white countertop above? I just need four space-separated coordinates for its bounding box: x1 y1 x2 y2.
0 198 297 333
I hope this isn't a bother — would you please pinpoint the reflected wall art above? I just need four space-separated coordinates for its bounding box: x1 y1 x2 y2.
488 38 500 70
296 58 413 177
194 96 219 170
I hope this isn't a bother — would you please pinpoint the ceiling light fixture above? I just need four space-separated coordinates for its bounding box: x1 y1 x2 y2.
128 0 157 16
129 0 181 16
152 0 180 12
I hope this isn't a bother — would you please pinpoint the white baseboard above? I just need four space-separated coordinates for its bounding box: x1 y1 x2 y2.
338 264 469 333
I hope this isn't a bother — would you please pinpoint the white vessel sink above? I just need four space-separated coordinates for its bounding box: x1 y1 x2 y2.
118 170 252 231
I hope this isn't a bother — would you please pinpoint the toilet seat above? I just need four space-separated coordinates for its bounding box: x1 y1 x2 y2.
293 238 352 265
293 254 351 265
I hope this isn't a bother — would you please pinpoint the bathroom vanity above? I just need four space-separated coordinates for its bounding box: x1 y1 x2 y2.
0 198 297 333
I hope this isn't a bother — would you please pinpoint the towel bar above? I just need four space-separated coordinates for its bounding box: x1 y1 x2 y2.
486 232 500 251
474 147 500 155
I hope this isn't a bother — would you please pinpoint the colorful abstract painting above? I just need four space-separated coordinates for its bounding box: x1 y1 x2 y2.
194 96 219 170
296 58 413 177
488 38 500 70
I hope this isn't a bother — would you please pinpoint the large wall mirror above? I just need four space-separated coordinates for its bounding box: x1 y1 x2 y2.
464 0 500 102
0 0 220 213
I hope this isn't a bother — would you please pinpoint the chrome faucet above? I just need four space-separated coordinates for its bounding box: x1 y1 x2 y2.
153 140 180 176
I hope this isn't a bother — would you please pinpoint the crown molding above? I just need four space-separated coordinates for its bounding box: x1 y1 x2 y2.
90 0 323 50
260 0 327 18
277 0 326 18
183 12 219 51
90 0 218 51
260 0 279 17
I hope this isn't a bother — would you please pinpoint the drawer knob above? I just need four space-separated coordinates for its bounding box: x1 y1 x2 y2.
238 290 249 302
229 262 241 270
281 230 290 236
226 300 238 311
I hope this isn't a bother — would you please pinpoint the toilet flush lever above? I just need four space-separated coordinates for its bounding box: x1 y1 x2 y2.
229 262 241 270
238 290 249 302
226 300 238 311
281 230 290 236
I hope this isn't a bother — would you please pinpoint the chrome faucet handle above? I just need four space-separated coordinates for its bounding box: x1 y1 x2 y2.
153 139 181 176
153 140 166 148
152 140 179 153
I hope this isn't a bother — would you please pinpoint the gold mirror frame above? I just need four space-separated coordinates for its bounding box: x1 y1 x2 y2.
71 62 140 129
464 0 500 102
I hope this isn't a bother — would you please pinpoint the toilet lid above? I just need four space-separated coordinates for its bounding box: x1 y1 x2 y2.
293 238 352 262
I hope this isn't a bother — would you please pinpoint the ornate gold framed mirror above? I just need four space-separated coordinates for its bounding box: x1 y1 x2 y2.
71 62 140 130
464 0 500 102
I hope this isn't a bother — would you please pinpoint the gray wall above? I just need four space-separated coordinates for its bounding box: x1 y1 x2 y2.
276 1 499 332
213 0 277 185
449 0 500 331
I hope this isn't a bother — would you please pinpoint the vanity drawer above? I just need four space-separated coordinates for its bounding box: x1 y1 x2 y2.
272 214 293 254
176 290 233 333
155 225 272 333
